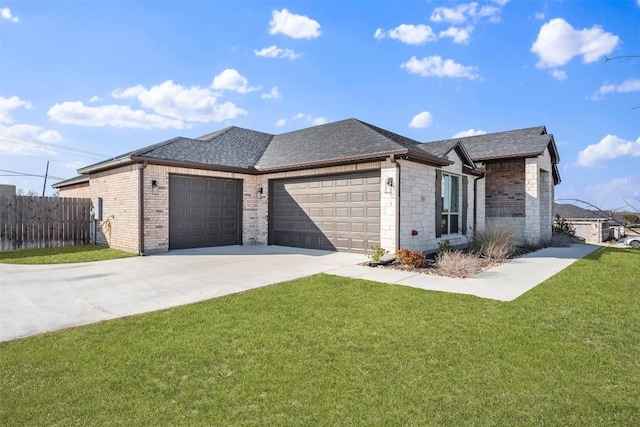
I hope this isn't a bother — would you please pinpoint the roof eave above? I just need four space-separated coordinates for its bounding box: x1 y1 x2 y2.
404 149 453 167
77 156 135 174
462 165 486 176
255 150 411 173
129 155 258 174
472 151 544 162
52 175 90 189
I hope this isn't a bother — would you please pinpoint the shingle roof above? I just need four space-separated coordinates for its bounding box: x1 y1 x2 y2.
51 175 90 189
553 203 607 220
135 127 273 169
416 139 459 158
425 126 559 163
256 118 426 169
73 119 554 180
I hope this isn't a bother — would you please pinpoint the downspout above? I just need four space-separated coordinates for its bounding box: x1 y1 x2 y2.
390 155 401 251
138 161 148 256
473 174 485 232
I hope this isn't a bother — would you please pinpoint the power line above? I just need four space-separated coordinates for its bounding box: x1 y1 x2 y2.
0 130 111 158
0 133 110 160
0 150 86 168
0 168 67 181
0 138 105 161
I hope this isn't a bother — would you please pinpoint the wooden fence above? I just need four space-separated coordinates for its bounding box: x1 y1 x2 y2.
0 196 92 251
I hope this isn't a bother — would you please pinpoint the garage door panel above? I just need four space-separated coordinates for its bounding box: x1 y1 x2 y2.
169 175 241 250
270 171 380 253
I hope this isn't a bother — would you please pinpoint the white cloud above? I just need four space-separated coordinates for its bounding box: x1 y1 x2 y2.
452 129 487 138
269 8 321 39
430 3 502 24
0 96 32 123
551 69 567 80
211 69 260 94
576 135 640 167
439 26 473 44
374 24 436 45
113 80 246 123
292 113 328 126
401 55 480 80
274 119 286 127
261 87 282 100
89 96 103 103
583 176 640 208
48 102 186 129
254 45 301 60
1 7 18 23
493 0 509 5
0 124 63 156
531 18 619 68
409 112 433 128
590 78 640 99
535 12 545 20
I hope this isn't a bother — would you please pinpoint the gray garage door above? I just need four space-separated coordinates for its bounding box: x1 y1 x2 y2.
169 175 242 249
270 171 380 252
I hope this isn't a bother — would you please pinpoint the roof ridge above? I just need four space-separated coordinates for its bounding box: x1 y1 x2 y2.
354 119 421 150
195 126 236 141
132 136 189 157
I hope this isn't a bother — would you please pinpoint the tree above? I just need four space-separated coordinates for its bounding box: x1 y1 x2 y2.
603 54 639 110
17 188 40 196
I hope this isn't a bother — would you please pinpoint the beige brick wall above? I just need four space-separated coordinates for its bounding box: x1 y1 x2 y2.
142 165 256 253
142 162 382 253
58 182 91 199
90 165 141 253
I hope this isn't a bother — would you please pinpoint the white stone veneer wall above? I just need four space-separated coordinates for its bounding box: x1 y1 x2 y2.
524 148 553 245
397 153 478 253
379 160 398 253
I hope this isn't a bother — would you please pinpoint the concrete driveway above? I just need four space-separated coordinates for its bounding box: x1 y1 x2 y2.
0 245 366 342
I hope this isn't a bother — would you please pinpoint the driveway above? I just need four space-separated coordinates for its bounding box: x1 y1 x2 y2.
0 245 366 342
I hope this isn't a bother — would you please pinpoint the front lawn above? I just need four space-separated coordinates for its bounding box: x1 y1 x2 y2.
1 247 638 425
0 245 135 264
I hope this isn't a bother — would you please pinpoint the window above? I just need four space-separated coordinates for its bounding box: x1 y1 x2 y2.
441 174 460 235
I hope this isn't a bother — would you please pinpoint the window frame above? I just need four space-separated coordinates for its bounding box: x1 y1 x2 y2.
440 173 461 235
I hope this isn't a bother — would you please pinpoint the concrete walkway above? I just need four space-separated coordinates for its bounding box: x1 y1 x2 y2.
0 244 599 342
329 244 600 301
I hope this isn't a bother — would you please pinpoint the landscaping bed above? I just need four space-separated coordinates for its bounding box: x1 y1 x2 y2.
366 231 584 279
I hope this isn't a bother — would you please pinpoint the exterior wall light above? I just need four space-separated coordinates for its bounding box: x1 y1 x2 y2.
151 180 158 195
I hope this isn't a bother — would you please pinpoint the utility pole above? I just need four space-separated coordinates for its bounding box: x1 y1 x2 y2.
42 161 49 196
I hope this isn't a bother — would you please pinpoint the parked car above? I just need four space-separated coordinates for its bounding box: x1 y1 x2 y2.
620 235 640 248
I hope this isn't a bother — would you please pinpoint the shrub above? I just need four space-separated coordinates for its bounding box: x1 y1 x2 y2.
436 250 486 278
472 225 515 259
367 245 388 262
553 214 576 236
438 239 452 254
395 248 426 268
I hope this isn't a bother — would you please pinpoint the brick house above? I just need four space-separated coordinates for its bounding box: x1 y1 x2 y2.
54 119 560 255
553 203 613 243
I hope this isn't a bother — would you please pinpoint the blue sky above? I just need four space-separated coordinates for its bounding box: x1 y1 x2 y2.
1 1 638 209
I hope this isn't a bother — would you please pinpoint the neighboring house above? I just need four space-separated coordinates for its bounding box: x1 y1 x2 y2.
553 203 611 243
54 119 560 255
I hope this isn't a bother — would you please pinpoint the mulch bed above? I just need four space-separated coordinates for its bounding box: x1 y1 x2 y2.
362 233 581 279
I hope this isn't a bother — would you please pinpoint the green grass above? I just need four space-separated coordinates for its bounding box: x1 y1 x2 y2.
0 245 136 264
1 247 639 425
